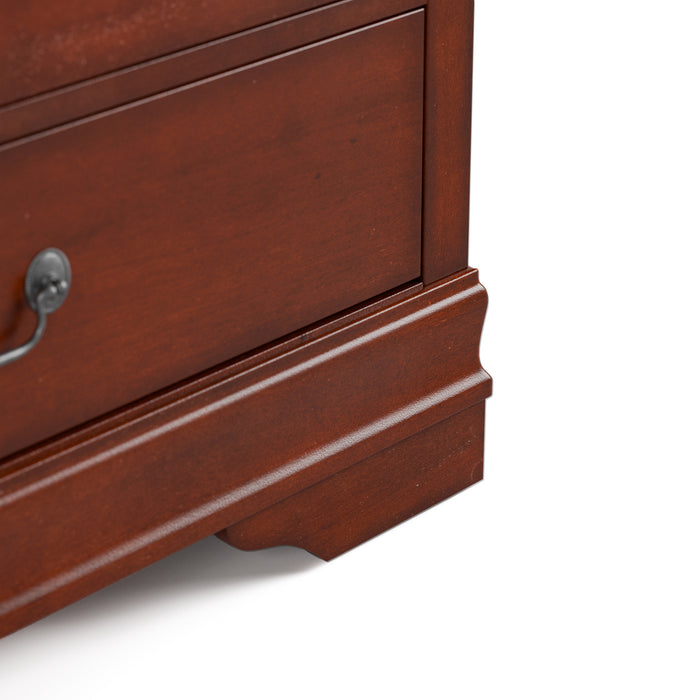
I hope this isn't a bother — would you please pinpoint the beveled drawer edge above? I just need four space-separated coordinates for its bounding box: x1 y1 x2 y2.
0 0 425 146
0 0 345 107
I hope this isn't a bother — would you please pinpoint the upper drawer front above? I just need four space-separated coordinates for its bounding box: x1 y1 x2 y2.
0 12 424 460
0 0 333 105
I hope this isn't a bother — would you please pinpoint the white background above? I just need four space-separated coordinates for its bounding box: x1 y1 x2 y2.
1 1 699 697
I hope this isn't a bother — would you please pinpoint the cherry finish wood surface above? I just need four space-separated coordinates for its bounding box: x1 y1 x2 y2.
0 269 491 638
221 402 485 560
0 0 421 144
0 282 423 484
0 12 424 460
422 0 475 283
0 0 487 639
0 0 477 283
0 0 337 105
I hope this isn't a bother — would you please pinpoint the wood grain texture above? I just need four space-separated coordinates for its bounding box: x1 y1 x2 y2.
422 0 474 282
0 282 423 484
0 0 336 105
0 0 488 640
0 0 422 144
0 269 490 638
0 12 424 460
220 402 485 560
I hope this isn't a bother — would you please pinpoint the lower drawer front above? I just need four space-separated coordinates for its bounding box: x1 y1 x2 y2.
0 12 424 459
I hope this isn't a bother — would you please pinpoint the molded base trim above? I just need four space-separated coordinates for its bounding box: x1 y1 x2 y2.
0 268 490 637
219 402 485 560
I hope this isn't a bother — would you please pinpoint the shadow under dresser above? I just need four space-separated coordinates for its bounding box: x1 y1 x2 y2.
0 0 490 637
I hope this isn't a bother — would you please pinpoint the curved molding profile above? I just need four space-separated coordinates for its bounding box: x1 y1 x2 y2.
0 268 490 637
219 402 486 561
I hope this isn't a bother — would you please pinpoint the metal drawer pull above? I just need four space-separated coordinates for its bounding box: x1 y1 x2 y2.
0 248 71 368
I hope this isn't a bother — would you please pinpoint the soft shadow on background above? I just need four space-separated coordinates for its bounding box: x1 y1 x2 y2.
24 537 320 635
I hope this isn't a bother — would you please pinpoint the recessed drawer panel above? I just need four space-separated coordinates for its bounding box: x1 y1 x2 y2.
0 12 424 459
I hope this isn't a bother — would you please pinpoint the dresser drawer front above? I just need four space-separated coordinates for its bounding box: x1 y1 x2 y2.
0 12 424 459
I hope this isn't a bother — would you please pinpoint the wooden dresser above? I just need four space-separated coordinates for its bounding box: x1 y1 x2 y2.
0 0 489 637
